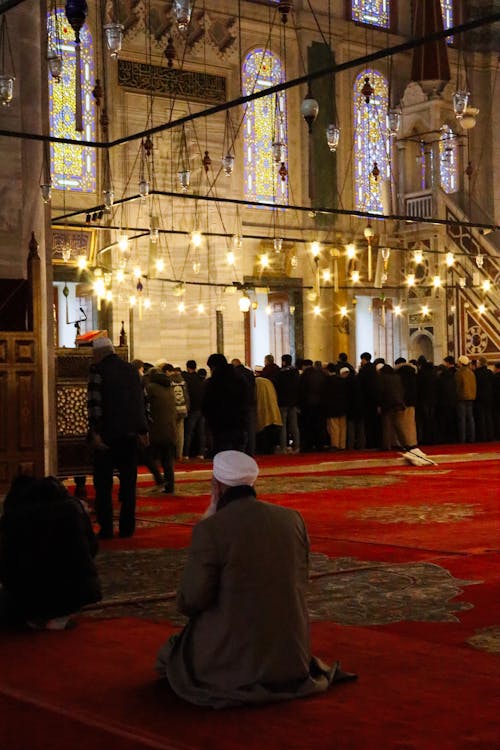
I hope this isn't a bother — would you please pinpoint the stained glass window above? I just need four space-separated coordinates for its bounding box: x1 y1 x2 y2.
242 48 287 205
440 0 453 30
351 0 390 29
353 70 389 214
439 125 458 193
48 10 96 192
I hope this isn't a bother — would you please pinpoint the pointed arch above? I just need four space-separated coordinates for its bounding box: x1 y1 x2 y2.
48 10 96 192
353 69 389 214
242 48 287 205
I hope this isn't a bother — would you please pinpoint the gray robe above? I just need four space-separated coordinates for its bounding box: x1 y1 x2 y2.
156 491 335 708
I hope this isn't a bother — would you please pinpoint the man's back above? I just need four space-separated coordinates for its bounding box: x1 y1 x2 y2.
176 495 310 690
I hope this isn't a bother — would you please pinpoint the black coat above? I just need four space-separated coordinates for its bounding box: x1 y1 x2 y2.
0 476 101 621
202 364 250 434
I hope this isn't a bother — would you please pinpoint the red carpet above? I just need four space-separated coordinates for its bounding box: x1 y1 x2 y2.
1 444 499 749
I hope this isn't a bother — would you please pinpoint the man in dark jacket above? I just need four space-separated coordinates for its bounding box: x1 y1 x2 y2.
299 359 326 451
87 337 149 539
474 357 495 441
0 475 101 630
202 353 250 455
182 360 207 460
275 354 301 453
436 356 458 443
146 368 177 494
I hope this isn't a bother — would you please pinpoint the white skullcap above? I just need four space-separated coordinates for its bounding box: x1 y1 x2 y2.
93 337 114 351
375 362 385 371
339 367 349 375
213 450 259 487
458 355 470 365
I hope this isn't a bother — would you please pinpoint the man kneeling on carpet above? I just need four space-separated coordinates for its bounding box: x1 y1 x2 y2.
155 450 356 708
0 475 102 630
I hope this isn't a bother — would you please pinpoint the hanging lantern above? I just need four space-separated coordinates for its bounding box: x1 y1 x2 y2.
222 153 235 176
47 49 63 82
278 0 292 23
178 169 190 192
65 1 88 131
475 253 484 269
326 124 340 152
192 260 201 274
279 161 288 181
173 282 186 297
386 108 401 137
103 189 114 210
361 76 374 104
164 36 175 68
273 237 283 253
0 17 15 106
40 182 52 203
62 244 71 263
453 90 469 119
272 141 284 164
371 161 380 181
460 106 479 130
92 78 103 107
139 178 150 199
364 223 374 240
300 88 319 134
104 22 124 59
173 0 192 31
202 150 212 173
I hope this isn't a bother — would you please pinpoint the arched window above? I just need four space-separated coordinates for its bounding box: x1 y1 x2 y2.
351 0 390 29
353 70 389 214
439 125 458 193
48 10 96 192
440 0 453 30
242 48 287 205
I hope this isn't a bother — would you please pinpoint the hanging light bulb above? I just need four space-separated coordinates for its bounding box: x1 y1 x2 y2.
155 258 165 273
260 253 270 269
192 260 201 274
197 302 205 315
322 268 331 282
478 303 486 314
313 304 321 316
47 49 63 81
103 22 124 58
233 234 242 250
421 305 430 317
459 277 466 288
345 242 356 259
178 169 190 192
115 269 125 283
273 237 283 254
482 279 491 292
191 230 202 247
149 227 159 243
226 250 235 265
406 273 415 286
222 153 235 176
414 249 423 264
265 304 272 316
300 88 319 134
139 178 150 200
133 266 142 279
306 289 317 303
433 275 442 288
339 305 348 317
129 295 137 307
239 293 251 312
143 297 152 310
386 108 401 137
453 90 469 119
326 124 340 152
105 289 113 303
178 300 186 313
351 269 360 283
173 0 192 31
310 241 321 258
446 252 454 267
77 254 87 270
394 304 402 316
118 234 129 252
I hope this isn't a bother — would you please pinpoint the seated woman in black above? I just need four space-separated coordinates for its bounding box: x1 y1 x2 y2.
0 475 101 630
